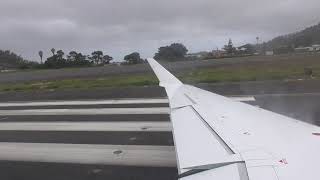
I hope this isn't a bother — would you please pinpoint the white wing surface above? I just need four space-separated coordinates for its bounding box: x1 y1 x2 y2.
147 58 320 180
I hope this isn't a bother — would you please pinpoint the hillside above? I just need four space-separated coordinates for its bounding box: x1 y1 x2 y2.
265 23 320 49
0 50 37 69
0 50 25 69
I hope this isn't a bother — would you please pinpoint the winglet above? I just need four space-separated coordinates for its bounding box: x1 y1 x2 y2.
147 58 183 98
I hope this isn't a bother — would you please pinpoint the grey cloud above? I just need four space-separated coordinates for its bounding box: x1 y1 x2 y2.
0 0 319 61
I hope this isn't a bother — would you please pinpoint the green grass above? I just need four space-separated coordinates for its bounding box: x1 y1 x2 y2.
182 66 312 83
180 60 320 83
1 60 320 92
0 74 159 92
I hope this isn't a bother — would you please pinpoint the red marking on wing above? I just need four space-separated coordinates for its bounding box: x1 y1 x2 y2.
279 159 288 164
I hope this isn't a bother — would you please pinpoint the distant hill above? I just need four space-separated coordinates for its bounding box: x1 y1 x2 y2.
264 23 320 49
0 50 36 69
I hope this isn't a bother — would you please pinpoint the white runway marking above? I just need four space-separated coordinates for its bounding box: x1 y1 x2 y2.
0 143 176 167
0 96 254 108
0 98 169 107
0 107 170 116
0 122 172 132
229 96 256 102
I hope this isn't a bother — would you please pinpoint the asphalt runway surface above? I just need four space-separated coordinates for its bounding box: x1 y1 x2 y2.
0 84 319 180
0 97 176 180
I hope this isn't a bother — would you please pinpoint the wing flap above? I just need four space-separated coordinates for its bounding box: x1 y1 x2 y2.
170 105 231 170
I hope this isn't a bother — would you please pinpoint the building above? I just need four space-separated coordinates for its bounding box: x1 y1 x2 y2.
294 47 312 53
295 45 320 53
211 49 227 58
312 45 320 51
265 51 274 56
185 51 210 59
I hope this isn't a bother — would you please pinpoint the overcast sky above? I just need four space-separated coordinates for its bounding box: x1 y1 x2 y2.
0 0 319 61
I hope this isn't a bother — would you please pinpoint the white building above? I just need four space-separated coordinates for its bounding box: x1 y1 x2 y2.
312 45 320 51
185 51 210 59
265 51 274 56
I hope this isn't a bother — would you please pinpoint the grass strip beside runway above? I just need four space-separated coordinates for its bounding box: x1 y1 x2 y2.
1 58 320 92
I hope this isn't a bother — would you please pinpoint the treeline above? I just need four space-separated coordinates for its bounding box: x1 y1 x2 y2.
0 43 189 70
37 43 188 68
38 49 114 69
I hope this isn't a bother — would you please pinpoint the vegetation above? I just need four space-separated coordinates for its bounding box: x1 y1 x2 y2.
0 50 37 69
0 75 158 92
123 52 145 64
89 51 113 65
154 43 188 61
262 23 320 51
1 56 320 92
183 65 317 83
44 51 92 69
40 49 114 69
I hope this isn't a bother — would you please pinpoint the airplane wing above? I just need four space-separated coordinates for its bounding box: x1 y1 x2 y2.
147 58 320 180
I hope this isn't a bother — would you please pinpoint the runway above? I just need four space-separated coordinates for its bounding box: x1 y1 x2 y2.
0 97 176 180
0 89 318 180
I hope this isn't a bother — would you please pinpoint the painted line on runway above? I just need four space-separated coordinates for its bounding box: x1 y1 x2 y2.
229 96 255 102
0 122 172 132
0 107 170 116
0 96 255 108
0 114 170 122
0 98 169 107
0 103 169 110
0 143 176 167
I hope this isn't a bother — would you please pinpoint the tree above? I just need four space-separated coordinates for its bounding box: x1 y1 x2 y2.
67 51 78 61
74 53 91 65
102 55 113 64
91 51 103 64
66 51 92 66
124 52 143 64
224 39 236 55
44 55 67 68
38 51 43 64
56 50 65 60
45 50 66 68
51 48 56 55
154 43 188 61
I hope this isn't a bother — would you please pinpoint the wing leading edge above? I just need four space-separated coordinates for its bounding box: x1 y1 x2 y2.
147 58 320 180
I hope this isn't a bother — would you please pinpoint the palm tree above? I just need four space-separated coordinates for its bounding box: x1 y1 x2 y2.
51 48 56 55
56 50 65 60
38 51 43 64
